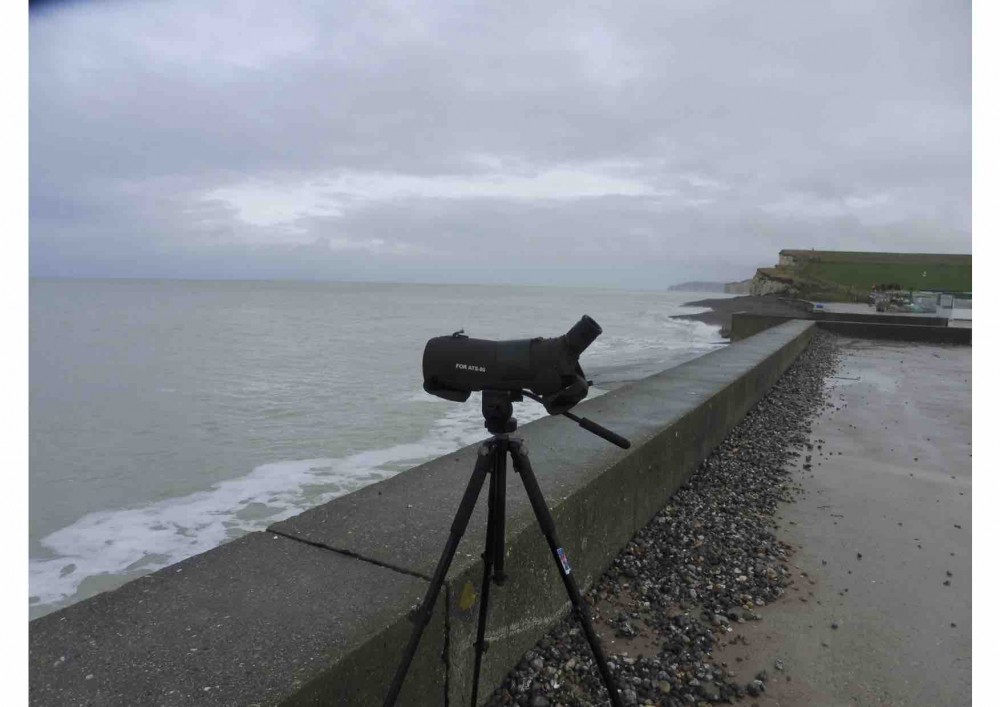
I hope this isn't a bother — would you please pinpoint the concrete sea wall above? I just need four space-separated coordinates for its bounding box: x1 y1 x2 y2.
30 320 816 706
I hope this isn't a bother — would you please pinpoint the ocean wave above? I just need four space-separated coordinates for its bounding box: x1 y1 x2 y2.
29 391 552 610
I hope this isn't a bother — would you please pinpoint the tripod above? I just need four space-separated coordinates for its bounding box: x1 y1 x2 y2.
384 390 625 707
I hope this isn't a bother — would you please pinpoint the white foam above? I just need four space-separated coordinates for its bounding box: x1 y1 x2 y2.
582 315 726 376
29 392 551 609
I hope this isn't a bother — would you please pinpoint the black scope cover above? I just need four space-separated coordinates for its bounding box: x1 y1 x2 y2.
422 315 601 412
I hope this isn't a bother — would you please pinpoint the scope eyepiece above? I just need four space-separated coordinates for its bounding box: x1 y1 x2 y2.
564 315 602 357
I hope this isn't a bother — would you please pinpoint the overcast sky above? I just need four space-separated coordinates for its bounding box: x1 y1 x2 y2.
29 0 970 289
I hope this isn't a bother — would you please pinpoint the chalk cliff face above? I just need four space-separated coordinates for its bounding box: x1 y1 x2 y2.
749 268 795 296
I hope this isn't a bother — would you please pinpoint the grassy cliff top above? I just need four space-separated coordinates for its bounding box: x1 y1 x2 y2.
779 250 971 266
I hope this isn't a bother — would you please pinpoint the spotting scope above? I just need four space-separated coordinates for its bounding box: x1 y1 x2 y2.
388 314 628 707
422 315 602 414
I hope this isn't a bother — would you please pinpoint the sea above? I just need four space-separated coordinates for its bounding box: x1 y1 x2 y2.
29 279 728 618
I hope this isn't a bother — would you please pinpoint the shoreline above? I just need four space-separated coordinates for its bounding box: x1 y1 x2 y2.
677 295 813 334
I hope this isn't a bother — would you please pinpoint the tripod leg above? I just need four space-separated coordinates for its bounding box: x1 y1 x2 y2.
383 442 495 707
470 450 500 706
492 437 507 585
508 440 624 707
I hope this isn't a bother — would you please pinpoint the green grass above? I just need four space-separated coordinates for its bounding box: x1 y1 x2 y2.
798 261 972 292
781 250 971 267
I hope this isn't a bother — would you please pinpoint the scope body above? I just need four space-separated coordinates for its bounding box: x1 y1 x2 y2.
422 315 601 414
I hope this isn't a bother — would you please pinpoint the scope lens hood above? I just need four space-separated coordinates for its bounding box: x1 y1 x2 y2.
564 315 602 357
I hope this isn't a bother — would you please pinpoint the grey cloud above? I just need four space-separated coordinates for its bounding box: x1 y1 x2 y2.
30 0 970 285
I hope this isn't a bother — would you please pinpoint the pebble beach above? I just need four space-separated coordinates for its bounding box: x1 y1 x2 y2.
486 332 840 706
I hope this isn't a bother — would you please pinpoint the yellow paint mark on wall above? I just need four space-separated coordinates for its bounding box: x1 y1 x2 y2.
458 581 478 611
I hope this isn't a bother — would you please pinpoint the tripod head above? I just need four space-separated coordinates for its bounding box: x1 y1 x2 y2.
482 390 520 435
481 389 631 449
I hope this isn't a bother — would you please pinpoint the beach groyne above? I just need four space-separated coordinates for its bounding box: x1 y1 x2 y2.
30 320 816 706
807 310 950 326
730 312 971 344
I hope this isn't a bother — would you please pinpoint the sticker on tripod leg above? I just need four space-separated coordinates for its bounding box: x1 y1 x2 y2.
557 547 571 575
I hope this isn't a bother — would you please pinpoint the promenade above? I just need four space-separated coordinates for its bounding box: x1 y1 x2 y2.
717 337 971 705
